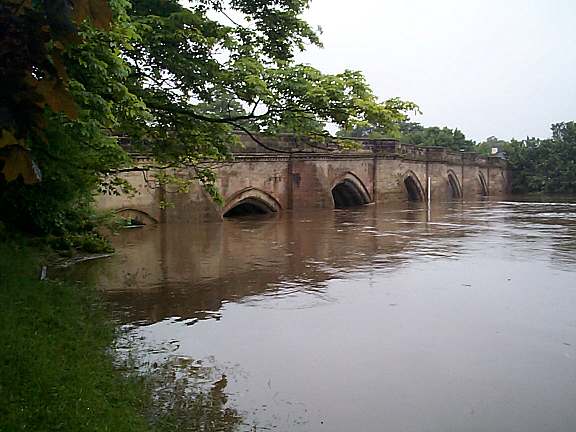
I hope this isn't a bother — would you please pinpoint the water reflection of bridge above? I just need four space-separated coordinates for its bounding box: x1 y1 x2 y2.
74 203 485 323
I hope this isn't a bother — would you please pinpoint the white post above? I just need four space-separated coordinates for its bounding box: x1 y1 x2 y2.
427 176 432 222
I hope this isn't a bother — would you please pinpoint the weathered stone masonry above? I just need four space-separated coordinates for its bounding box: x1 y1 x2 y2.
96 136 510 223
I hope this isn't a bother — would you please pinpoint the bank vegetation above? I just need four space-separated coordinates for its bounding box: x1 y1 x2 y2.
0 234 244 431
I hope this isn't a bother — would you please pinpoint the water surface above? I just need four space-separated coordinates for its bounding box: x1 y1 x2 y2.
75 199 576 431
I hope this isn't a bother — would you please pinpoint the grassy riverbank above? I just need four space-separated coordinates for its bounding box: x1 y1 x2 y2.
0 239 152 432
0 237 244 432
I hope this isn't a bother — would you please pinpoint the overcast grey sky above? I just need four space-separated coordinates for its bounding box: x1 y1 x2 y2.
296 0 576 141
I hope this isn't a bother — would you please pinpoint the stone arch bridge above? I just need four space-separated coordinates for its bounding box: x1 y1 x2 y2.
97 135 510 224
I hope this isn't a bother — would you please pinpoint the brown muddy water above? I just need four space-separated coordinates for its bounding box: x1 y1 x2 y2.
70 199 576 431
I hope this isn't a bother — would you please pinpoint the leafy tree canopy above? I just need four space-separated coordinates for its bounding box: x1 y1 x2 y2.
0 0 418 239
476 136 511 156
123 0 419 156
397 122 475 151
338 121 476 152
489 122 576 194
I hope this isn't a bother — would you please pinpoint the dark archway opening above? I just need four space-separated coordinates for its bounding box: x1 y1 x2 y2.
404 176 423 201
448 174 462 199
332 180 369 209
223 199 273 218
115 209 158 227
478 174 488 196
127 217 146 227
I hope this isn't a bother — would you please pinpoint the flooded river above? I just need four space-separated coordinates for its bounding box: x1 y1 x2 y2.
73 199 576 431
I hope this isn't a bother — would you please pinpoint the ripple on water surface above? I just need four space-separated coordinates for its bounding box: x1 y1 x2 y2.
69 199 576 432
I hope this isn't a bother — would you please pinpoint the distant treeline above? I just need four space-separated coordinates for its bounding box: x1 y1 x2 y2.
338 121 576 194
490 122 576 194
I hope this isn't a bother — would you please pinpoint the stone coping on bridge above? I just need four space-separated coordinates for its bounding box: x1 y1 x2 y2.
231 132 506 168
125 132 506 168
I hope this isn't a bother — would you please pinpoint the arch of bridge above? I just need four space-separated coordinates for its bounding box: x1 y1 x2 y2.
403 170 426 201
222 187 282 217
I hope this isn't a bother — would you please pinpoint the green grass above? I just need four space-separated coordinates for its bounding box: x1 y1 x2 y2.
0 238 244 432
0 240 151 432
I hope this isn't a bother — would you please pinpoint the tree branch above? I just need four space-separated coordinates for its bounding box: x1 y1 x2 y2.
146 101 269 123
231 123 294 154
